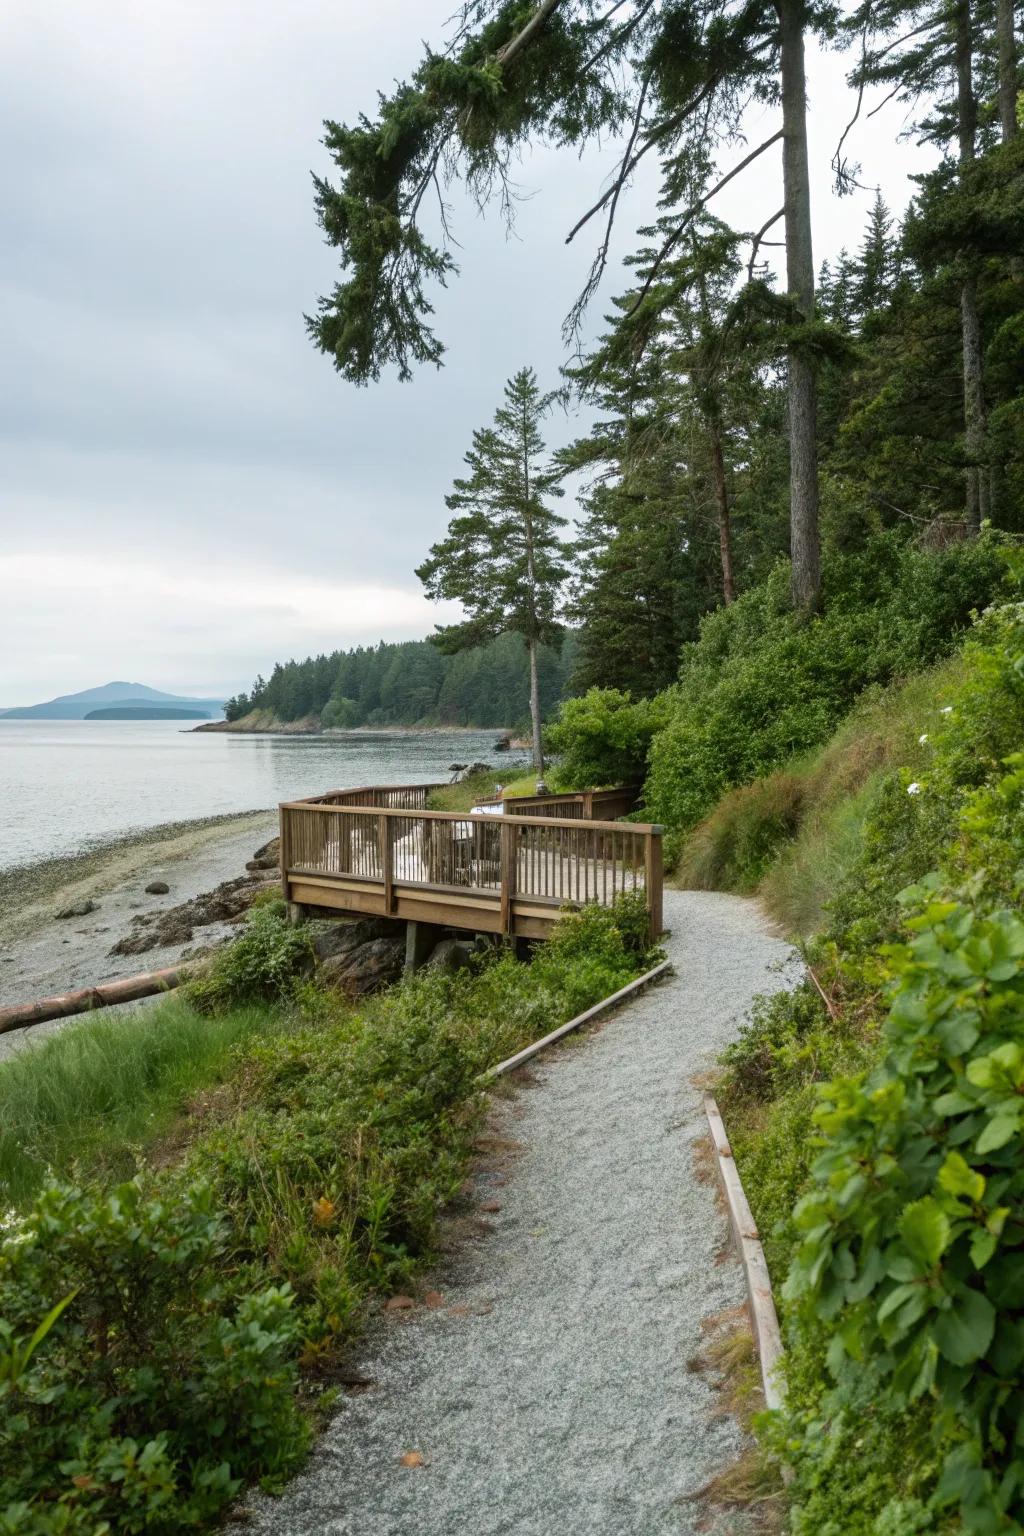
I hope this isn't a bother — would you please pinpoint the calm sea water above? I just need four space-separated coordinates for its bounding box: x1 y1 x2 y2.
0 720 517 870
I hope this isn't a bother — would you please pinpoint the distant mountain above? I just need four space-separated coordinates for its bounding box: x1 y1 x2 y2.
0 682 226 720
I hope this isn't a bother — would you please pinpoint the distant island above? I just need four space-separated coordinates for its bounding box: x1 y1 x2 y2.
1 681 225 721
85 706 209 721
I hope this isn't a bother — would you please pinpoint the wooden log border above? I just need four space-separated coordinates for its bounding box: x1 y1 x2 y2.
704 1091 785 1410
485 958 674 1079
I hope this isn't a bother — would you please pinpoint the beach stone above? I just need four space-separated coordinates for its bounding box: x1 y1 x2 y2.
145 880 170 895
56 899 97 919
319 936 404 998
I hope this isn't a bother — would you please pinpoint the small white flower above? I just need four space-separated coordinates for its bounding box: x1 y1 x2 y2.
907 782 922 795
918 733 929 745
940 706 953 715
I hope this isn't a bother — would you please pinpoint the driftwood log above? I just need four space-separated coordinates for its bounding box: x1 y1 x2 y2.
0 966 188 1034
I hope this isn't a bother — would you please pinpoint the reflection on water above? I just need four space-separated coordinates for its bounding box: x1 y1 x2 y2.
0 720 522 869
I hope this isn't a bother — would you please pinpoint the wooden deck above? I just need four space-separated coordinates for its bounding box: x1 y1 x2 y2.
280 783 663 941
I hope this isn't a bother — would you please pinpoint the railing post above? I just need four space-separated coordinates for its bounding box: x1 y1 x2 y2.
645 826 664 941
380 812 394 914
583 790 594 820
279 804 291 903
499 819 514 934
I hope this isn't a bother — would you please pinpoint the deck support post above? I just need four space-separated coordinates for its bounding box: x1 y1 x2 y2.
287 901 306 927
404 920 447 973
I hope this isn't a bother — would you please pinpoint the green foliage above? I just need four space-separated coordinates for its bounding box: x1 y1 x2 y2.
785 891 1024 1529
0 900 651 1532
547 687 670 790
646 536 1008 834
1 1179 306 1532
677 773 806 892
709 602 1024 1527
185 902 312 1014
228 629 576 731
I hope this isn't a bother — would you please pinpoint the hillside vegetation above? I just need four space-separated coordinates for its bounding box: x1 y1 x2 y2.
551 543 1024 1530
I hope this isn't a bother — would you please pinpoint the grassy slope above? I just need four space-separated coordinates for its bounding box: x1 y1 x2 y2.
0 997 292 1208
674 658 964 937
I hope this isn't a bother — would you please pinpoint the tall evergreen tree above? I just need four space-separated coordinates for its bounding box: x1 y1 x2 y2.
416 368 569 771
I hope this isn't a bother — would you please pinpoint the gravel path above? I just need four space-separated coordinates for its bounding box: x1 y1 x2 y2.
248 890 802 1536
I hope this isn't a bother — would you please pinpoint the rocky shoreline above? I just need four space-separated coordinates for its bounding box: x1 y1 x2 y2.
0 811 278 1039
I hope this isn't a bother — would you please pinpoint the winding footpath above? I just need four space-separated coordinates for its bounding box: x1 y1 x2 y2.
248 891 802 1536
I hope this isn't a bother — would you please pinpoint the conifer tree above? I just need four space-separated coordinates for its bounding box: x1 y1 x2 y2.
416 368 568 772
307 0 838 611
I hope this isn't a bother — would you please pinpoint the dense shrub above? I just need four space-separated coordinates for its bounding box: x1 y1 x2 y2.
546 687 670 790
645 536 1008 834
716 601 1024 1528
186 900 312 1013
785 889 1024 1530
1 1180 306 1534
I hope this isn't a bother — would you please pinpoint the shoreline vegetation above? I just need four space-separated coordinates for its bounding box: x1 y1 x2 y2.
192 714 524 739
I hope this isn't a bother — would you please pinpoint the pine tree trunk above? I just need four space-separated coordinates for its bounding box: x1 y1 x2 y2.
778 0 821 611
998 0 1018 143
710 426 736 604
955 0 989 529
528 636 544 776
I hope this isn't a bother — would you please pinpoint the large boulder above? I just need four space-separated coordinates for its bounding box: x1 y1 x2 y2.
312 917 399 963
246 836 280 872
319 936 404 998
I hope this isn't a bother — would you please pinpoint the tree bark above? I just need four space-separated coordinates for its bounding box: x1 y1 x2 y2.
709 425 736 604
528 635 544 775
997 0 1019 143
954 0 989 528
778 0 821 611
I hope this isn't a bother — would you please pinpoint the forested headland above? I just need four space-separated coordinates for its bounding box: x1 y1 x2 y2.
223 630 575 730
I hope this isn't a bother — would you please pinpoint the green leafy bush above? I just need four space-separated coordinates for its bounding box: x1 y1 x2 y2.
0 1180 306 1533
784 889 1024 1530
546 687 669 790
186 901 312 1013
0 899 652 1533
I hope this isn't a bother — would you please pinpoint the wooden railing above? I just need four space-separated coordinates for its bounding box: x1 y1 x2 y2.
280 796 663 941
503 786 640 821
302 783 442 811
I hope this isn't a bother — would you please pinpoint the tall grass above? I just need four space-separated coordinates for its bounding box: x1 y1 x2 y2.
0 996 286 1207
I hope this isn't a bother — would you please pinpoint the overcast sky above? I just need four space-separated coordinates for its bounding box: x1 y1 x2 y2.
0 0 936 706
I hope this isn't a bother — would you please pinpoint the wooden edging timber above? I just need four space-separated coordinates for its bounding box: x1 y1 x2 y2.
704 1092 785 1411
0 967 190 1035
484 958 674 1080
